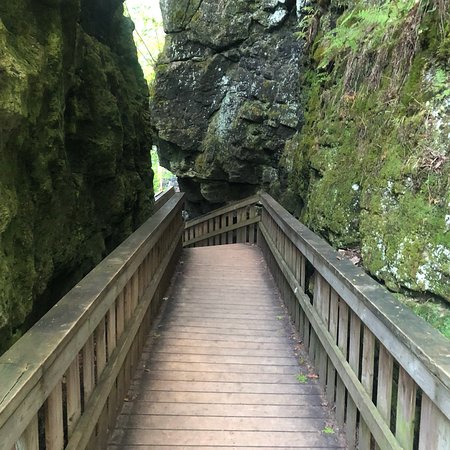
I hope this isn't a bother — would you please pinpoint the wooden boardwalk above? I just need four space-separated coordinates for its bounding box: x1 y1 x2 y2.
108 244 345 449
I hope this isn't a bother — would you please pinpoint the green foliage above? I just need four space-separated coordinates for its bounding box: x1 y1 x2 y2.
322 426 335 434
151 148 176 193
396 294 450 339
125 0 165 83
296 374 308 383
317 0 417 68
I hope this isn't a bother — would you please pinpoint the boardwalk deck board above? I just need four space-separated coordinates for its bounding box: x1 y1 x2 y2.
108 244 345 449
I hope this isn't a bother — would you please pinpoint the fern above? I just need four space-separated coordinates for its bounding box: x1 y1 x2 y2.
317 0 418 68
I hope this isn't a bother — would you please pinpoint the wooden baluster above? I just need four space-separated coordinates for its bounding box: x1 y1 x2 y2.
214 216 220 245
326 289 339 404
187 226 193 248
138 263 144 299
132 273 139 310
248 206 256 244
336 300 349 428
208 218 213 246
300 254 306 291
227 212 234 244
107 304 117 358
376 344 393 448
116 292 125 339
359 327 376 449
124 282 132 324
315 274 330 390
395 367 417 450
97 402 109 450
418 394 450 449
96 318 107 379
83 335 95 403
293 248 302 333
66 357 81 437
346 311 362 449
235 208 243 243
45 381 64 450
221 213 227 244
16 415 39 450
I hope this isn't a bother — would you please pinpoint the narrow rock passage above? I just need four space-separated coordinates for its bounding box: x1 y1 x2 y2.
109 244 345 449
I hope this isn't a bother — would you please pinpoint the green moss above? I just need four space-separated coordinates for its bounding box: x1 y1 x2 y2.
285 0 450 304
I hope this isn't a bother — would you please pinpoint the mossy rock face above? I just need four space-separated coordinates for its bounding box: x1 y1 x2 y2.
0 0 152 353
283 0 450 301
152 0 302 216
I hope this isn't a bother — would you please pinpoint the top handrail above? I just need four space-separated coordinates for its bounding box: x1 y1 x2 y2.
260 192 450 421
153 187 176 212
185 195 260 228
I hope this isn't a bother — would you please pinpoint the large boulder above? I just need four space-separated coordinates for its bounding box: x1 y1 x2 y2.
152 0 302 215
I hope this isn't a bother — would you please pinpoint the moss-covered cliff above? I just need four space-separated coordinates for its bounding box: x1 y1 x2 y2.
283 0 449 301
0 0 153 353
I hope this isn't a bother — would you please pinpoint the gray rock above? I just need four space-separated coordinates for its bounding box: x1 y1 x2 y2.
152 0 302 215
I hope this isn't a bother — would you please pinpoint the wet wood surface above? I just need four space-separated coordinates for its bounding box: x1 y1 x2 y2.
108 244 345 449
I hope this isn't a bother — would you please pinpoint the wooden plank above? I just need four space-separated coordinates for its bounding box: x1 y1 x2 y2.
96 318 107 378
315 274 330 390
115 415 325 431
17 415 39 450
227 212 234 244
248 206 256 243
359 327 375 449
131 391 323 405
45 382 64 450
66 358 81 436
120 402 328 418
327 290 339 404
130 380 320 395
109 429 342 447
116 292 125 338
418 395 450 449
395 367 417 450
376 343 393 439
346 311 362 449
124 282 131 323
83 335 95 402
220 213 227 244
153 187 175 212
335 300 349 428
208 218 214 246
107 304 117 358
214 216 221 245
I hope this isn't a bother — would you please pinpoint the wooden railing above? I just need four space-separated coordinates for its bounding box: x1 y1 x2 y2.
257 193 450 449
0 193 185 450
153 187 175 212
183 195 260 247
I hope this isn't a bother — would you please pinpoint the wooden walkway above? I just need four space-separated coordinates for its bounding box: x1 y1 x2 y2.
108 244 345 449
